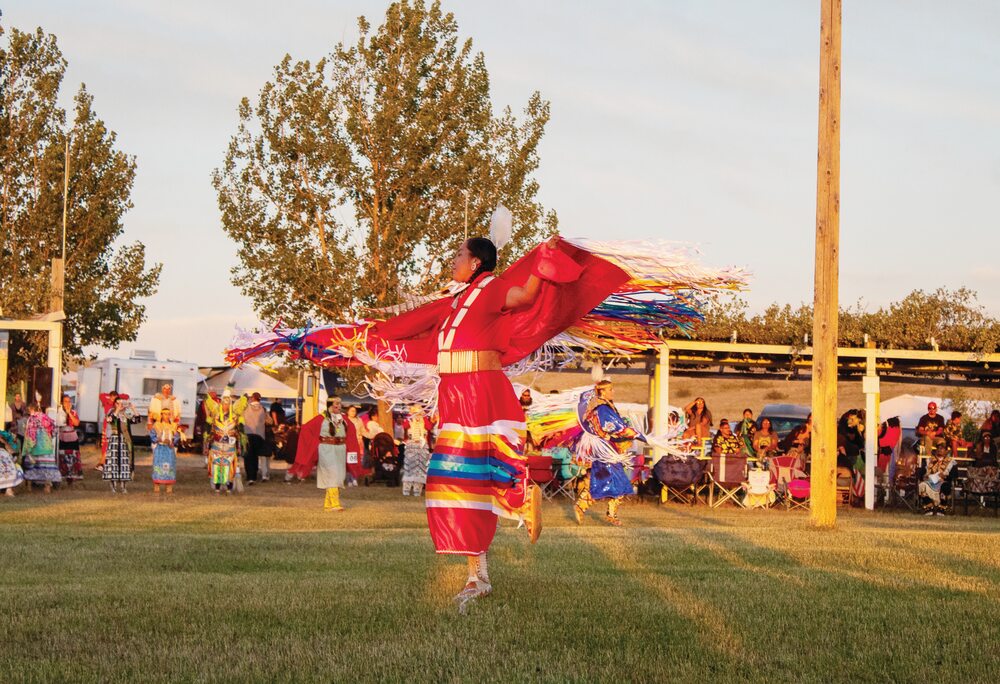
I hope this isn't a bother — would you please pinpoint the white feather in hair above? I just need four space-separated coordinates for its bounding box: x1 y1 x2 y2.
489 204 513 252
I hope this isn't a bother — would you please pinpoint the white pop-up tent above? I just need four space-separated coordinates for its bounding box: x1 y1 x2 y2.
203 367 298 400
879 394 944 430
880 393 994 430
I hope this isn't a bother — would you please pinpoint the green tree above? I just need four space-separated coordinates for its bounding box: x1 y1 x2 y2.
693 288 1000 355
212 0 555 324
0 23 161 384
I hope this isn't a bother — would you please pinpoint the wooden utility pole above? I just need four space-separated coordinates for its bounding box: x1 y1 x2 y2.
810 0 842 528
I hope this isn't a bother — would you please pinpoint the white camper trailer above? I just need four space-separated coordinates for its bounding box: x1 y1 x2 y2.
76 351 200 442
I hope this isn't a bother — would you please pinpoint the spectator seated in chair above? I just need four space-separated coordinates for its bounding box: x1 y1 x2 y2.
944 411 972 459
919 443 956 516
710 419 741 457
837 409 864 470
916 401 946 456
752 417 780 462
682 397 713 442
779 414 812 457
981 410 1000 441
971 431 999 467
734 408 756 458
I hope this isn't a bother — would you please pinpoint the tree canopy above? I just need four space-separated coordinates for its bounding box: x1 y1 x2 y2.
0 21 161 383
695 288 1000 356
212 0 555 325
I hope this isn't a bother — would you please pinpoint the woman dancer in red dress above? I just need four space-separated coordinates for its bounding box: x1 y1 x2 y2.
370 237 626 610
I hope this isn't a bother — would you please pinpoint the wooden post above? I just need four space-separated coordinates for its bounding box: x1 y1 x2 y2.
50 258 65 314
863 349 879 510
652 344 670 463
810 0 841 527
0 332 8 415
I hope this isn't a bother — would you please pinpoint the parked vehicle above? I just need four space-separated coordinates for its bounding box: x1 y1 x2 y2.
76 351 200 443
758 403 811 440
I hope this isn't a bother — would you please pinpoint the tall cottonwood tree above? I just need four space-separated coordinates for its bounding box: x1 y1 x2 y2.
0 23 161 383
213 0 556 324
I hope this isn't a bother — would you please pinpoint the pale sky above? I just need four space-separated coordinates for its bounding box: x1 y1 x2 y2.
7 1 1000 365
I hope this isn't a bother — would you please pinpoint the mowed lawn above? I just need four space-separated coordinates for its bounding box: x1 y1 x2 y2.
2 449 999 683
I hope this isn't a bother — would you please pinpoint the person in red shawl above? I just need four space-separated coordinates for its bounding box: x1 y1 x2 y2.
365 235 629 611
285 414 322 483
343 405 369 485
285 401 362 486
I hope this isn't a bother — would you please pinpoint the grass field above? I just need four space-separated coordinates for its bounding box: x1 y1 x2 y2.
2 447 1000 683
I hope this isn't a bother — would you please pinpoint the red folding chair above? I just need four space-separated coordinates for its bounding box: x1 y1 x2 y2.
708 454 748 508
526 455 557 500
771 454 809 510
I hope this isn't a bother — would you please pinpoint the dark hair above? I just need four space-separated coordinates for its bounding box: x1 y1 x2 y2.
743 408 753 416
951 410 962 420
760 417 772 430
465 237 497 282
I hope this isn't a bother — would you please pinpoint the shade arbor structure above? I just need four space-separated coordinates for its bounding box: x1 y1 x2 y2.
639 339 1000 511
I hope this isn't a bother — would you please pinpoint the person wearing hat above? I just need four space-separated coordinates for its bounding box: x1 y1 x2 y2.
916 402 946 456
204 387 248 493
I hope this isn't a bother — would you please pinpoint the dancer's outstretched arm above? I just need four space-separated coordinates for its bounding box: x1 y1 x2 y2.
505 236 580 309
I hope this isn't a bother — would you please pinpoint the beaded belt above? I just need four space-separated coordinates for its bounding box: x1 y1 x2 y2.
438 350 502 374
319 437 346 445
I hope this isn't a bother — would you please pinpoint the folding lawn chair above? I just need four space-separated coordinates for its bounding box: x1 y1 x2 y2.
526 454 557 500
887 448 920 512
771 455 809 511
960 465 1000 516
545 447 583 500
743 469 776 509
708 454 748 508
654 453 706 506
836 466 853 505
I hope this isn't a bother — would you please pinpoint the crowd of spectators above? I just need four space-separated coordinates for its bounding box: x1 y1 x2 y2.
664 396 1000 514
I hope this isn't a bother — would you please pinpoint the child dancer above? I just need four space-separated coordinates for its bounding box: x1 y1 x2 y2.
151 409 180 495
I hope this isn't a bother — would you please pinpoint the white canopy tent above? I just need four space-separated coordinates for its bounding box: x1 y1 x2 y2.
202 367 298 400
879 394 944 430
880 393 993 430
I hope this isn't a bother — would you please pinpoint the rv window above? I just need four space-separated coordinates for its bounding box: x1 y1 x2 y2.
143 378 175 395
